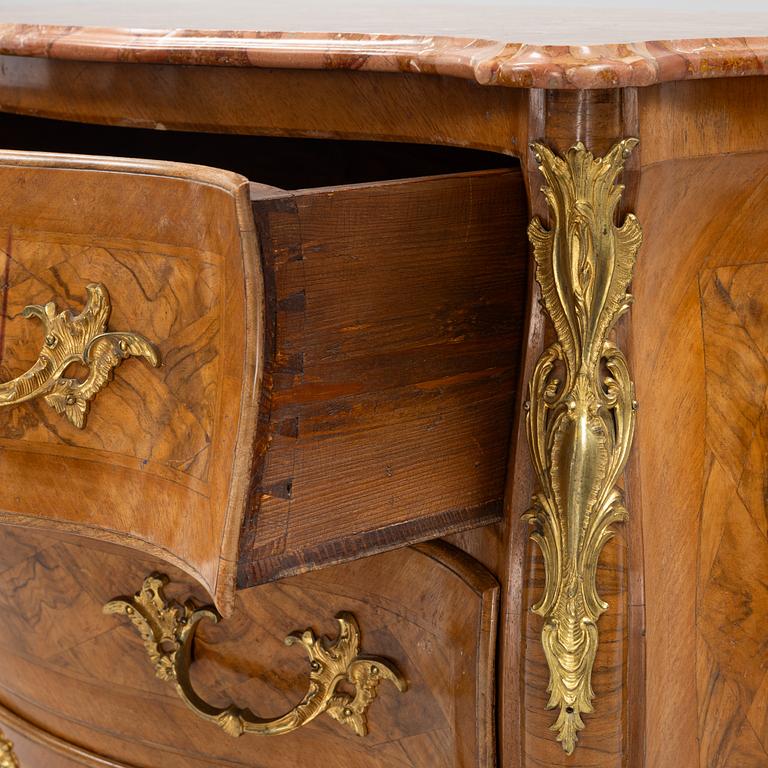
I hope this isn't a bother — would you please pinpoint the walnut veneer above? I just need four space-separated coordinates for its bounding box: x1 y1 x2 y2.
0 11 764 768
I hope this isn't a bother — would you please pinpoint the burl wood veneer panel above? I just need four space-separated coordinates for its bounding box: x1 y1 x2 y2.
239 168 528 585
697 265 768 766
0 152 260 616
633 151 768 768
0 527 498 768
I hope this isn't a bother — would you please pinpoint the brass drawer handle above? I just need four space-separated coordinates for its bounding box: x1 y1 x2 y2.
105 575 406 737
0 283 159 428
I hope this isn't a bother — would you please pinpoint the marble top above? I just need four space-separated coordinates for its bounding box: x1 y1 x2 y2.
0 1 766 89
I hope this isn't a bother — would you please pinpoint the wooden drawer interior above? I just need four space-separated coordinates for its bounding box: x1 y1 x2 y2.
241 170 527 586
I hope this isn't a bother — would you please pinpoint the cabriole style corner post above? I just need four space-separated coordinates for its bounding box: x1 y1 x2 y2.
525 139 641 754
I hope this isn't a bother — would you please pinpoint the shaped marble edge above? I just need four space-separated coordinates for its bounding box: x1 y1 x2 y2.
0 24 766 88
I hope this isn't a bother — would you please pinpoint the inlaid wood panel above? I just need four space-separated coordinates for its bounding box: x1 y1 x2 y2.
697 265 768 767
0 526 498 768
239 168 528 586
633 151 768 768
0 152 261 616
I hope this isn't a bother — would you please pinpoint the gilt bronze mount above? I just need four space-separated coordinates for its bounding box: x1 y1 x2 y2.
0 282 159 428
105 574 406 738
0 728 18 768
525 139 641 753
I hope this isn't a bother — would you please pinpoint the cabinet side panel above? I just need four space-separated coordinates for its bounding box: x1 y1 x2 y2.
634 151 768 768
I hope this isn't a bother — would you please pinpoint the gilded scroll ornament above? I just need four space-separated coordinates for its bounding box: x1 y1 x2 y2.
525 139 641 753
0 728 19 768
105 575 406 737
0 283 159 428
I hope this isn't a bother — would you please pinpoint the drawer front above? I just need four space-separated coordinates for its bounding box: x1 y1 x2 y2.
0 152 261 615
0 526 498 768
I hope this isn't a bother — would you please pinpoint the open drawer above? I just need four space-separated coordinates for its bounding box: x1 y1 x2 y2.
0 152 260 615
0 129 528 614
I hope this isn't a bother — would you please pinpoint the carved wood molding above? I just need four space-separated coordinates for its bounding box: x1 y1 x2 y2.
0 701 136 768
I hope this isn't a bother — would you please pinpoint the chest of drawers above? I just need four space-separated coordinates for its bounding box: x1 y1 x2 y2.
0 5 765 767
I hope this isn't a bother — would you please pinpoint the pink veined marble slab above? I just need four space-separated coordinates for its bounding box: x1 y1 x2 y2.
0 2 767 89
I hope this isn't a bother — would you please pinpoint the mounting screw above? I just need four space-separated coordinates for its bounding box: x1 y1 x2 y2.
44 334 57 348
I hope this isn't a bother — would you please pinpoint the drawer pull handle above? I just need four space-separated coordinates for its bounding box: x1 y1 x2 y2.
105 574 406 737
525 139 641 753
0 283 159 429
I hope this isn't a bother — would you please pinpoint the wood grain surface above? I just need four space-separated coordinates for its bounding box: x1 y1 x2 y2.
0 36 764 768
633 147 768 768
0 526 499 768
638 77 768 167
698 264 768 766
0 56 529 158
492 88 642 768
239 169 528 586
0 152 261 617
0 703 133 767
